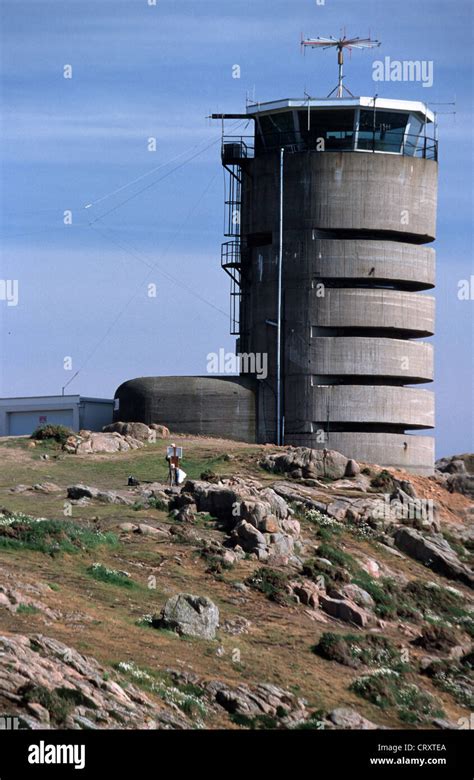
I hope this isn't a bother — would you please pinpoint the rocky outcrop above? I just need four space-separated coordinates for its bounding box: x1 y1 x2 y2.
103 421 170 441
261 447 354 481
153 594 219 639
66 485 134 505
208 680 308 726
319 594 372 628
64 431 145 455
328 708 380 730
0 634 190 729
178 478 301 561
435 454 474 499
394 527 474 588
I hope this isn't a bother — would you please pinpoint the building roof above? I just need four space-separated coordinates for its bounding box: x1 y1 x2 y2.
246 96 435 123
0 395 113 404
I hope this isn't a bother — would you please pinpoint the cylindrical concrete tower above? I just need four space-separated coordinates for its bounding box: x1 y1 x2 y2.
217 97 438 474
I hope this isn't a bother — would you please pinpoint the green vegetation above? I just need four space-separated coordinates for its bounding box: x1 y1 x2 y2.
316 543 356 571
230 712 280 729
313 632 407 672
0 514 117 556
20 683 97 725
16 604 40 615
246 567 291 605
302 557 350 588
423 659 474 709
370 469 395 492
115 661 206 718
351 573 418 620
304 510 343 542
31 424 73 445
87 563 136 588
199 547 234 575
132 496 168 512
350 670 444 724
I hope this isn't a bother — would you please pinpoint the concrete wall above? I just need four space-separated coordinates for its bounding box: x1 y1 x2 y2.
242 152 438 242
306 238 435 289
80 400 114 432
286 381 435 429
297 337 434 383
114 376 256 442
287 431 435 476
239 144 438 473
309 289 435 336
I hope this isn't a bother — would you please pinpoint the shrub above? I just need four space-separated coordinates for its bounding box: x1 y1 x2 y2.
370 469 395 492
246 567 291 605
19 684 96 725
314 632 406 672
31 424 73 445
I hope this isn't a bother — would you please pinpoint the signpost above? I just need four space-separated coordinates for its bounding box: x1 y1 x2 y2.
166 444 184 485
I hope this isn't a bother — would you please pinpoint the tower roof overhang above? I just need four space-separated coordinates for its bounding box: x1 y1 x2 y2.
246 97 435 124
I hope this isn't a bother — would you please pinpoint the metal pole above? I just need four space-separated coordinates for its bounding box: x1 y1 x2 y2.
276 147 284 445
337 46 344 97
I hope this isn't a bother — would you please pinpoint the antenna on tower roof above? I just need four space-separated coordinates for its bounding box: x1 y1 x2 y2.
301 33 381 98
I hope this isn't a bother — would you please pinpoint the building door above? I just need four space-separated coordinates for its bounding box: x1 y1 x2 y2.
7 409 74 436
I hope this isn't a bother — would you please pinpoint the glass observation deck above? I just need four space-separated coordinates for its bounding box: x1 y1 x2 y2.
221 97 437 161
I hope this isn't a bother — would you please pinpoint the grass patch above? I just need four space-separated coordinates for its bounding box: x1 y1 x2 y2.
87 563 136 588
350 670 444 724
16 604 40 615
114 661 206 719
316 543 357 572
230 712 280 729
0 513 118 556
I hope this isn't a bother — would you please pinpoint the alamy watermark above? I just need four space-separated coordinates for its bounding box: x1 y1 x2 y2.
0 279 19 306
373 57 434 88
372 493 435 525
207 348 268 380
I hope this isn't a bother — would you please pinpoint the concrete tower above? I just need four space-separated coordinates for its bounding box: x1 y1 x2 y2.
216 97 438 474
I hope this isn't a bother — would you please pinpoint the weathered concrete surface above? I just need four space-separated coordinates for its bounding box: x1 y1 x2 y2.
303 337 433 383
307 238 435 289
309 289 435 336
114 376 256 443
287 383 435 430
242 152 438 241
284 432 435 475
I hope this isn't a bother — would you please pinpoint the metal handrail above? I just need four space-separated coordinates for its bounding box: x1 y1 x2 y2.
222 131 437 161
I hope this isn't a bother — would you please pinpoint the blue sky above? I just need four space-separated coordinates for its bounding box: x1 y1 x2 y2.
0 0 472 457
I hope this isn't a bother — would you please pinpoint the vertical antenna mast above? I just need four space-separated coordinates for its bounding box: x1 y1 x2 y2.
301 34 381 97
